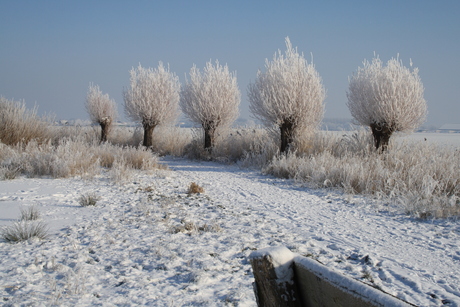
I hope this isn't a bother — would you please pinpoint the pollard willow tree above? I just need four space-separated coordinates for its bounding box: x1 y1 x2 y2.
180 60 240 151
248 37 325 153
85 83 118 143
347 56 427 151
123 63 180 148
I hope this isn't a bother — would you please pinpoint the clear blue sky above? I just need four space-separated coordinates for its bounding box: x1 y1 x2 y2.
1 0 459 126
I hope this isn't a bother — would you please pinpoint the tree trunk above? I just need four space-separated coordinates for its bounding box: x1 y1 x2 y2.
99 117 112 143
370 123 393 151
280 121 294 153
204 127 215 152
203 119 220 152
100 123 109 143
143 123 156 148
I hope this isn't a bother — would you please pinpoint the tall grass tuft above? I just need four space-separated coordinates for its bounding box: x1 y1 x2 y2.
20 205 40 221
78 193 100 207
1 221 49 242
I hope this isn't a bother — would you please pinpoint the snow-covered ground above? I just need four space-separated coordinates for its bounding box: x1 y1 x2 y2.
1 155 460 306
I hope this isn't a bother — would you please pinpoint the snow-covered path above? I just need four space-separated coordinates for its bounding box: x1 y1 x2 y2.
0 157 459 306
166 157 460 306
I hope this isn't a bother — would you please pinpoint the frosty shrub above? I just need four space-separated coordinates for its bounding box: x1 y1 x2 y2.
248 37 325 153
264 131 460 218
18 139 100 179
50 125 100 145
85 83 118 143
180 60 240 151
187 182 204 195
347 56 427 150
183 127 276 164
124 63 180 148
0 97 50 145
0 134 167 181
151 126 192 156
1 221 49 242
78 192 100 207
20 205 40 221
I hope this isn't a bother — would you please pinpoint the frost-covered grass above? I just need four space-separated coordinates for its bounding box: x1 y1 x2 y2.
78 193 100 207
0 137 166 182
0 97 51 145
264 131 460 218
1 221 49 242
1 118 459 218
20 205 40 221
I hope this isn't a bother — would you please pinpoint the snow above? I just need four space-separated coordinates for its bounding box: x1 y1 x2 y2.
1 156 460 306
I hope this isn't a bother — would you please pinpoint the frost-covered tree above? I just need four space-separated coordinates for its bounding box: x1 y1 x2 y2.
123 63 180 148
347 56 427 150
248 37 325 153
85 83 117 143
180 60 240 150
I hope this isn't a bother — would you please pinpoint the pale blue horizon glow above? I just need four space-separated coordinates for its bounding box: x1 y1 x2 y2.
1 0 459 127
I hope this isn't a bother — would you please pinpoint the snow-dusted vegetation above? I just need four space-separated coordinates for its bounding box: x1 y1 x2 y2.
123 63 180 148
85 83 118 143
347 55 427 150
248 37 325 153
180 60 240 151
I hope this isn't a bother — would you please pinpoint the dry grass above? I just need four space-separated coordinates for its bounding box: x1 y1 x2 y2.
0 136 166 181
183 127 275 164
0 97 51 145
264 130 460 218
187 182 204 195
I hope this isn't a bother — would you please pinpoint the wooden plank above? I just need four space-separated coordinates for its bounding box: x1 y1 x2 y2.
293 255 416 307
249 247 415 307
250 247 302 307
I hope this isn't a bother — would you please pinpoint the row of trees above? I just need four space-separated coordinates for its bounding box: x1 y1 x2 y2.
86 37 427 153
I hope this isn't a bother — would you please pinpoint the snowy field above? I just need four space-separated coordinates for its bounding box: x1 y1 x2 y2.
1 133 460 306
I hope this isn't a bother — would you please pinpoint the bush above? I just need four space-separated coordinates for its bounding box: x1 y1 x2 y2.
183 127 276 164
78 193 100 207
0 97 50 145
1 221 49 242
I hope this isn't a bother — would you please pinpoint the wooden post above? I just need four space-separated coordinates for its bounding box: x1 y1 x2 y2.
250 246 302 307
